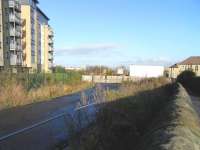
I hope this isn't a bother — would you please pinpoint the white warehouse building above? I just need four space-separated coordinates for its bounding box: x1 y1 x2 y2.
130 65 164 78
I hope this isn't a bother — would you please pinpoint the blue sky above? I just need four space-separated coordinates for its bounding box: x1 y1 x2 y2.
38 0 200 67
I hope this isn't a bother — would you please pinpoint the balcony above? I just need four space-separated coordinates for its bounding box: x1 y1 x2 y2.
10 43 22 51
15 30 21 37
10 53 22 66
48 30 54 37
48 54 53 60
48 47 54 52
10 43 16 50
16 45 22 51
9 0 21 12
15 14 21 24
15 2 21 12
8 0 15 8
10 29 21 37
48 38 53 44
48 62 53 69
9 14 15 22
9 28 15 36
9 13 21 25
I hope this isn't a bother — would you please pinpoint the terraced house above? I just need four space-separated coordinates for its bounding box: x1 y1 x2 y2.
168 56 200 78
0 0 54 73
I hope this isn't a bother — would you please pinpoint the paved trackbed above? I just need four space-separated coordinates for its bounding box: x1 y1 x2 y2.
190 96 200 117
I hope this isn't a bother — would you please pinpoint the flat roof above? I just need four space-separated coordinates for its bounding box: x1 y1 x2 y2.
37 7 49 21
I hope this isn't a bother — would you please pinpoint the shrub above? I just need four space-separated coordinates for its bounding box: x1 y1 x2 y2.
176 70 200 95
176 70 196 85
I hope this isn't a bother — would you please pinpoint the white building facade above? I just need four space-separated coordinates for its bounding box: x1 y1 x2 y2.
130 65 164 78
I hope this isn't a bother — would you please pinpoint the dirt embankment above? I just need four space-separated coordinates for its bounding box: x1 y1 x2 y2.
139 84 200 150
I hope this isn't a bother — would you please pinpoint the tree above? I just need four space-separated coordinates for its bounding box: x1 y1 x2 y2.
85 66 115 75
53 66 66 73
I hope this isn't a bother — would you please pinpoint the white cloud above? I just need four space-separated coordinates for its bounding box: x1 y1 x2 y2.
55 43 121 56
119 57 175 67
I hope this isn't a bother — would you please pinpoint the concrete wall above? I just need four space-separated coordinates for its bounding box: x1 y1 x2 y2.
21 5 32 68
82 75 139 83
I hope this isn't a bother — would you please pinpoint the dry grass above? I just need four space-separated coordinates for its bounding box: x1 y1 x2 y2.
0 80 91 110
106 77 170 101
0 82 27 108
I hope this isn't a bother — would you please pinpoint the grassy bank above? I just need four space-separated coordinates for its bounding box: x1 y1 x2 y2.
138 84 200 150
0 72 91 110
66 77 175 150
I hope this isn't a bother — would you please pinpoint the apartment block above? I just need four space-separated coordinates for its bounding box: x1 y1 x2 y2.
0 0 23 72
21 0 39 72
0 0 54 73
20 0 54 73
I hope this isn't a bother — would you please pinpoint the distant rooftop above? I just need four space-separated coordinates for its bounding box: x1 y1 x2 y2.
179 56 200 65
170 56 200 68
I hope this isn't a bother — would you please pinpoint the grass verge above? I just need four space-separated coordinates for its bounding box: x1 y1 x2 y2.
0 73 92 110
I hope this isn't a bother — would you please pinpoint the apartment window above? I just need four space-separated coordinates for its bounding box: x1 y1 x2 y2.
195 65 198 72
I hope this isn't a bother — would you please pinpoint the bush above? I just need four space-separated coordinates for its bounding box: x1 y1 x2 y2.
176 71 200 96
176 70 196 85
